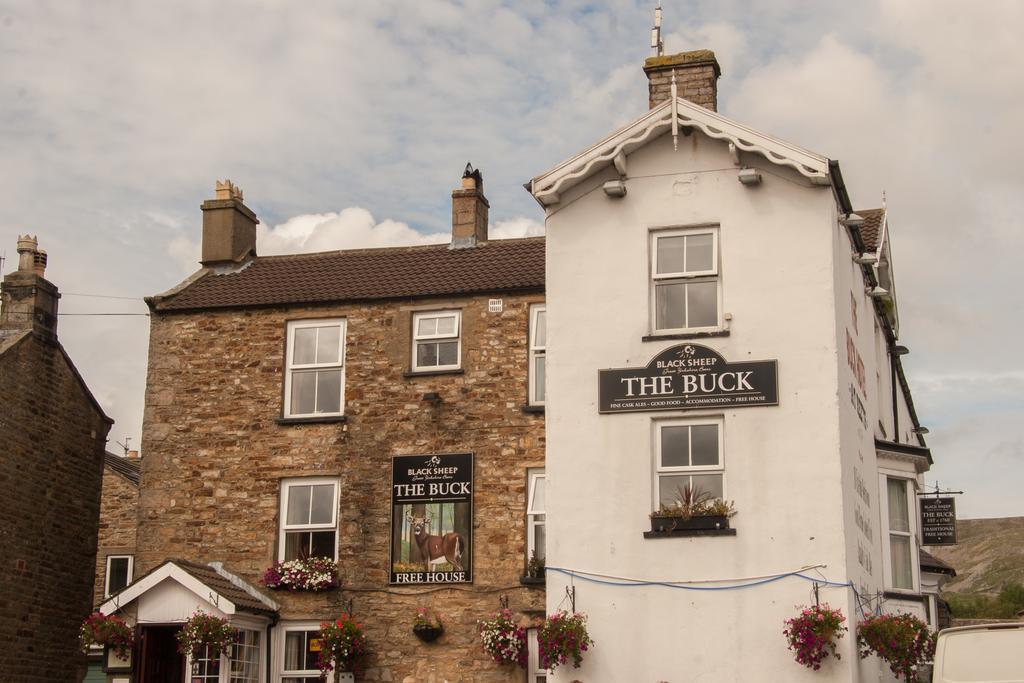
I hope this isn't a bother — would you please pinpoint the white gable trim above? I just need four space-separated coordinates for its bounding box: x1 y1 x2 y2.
528 98 831 206
98 562 237 617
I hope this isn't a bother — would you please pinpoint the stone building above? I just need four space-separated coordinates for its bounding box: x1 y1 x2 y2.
528 44 939 682
99 172 547 682
84 451 141 683
0 236 114 682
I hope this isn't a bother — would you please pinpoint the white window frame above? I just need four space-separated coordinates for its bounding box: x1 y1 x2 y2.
273 621 323 683
650 227 722 333
411 310 462 372
653 417 725 509
104 554 134 597
227 626 263 683
278 478 340 562
527 628 549 681
526 469 546 564
879 473 919 593
283 318 346 419
528 304 546 406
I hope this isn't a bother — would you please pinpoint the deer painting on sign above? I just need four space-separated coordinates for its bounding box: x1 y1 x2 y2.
407 514 464 572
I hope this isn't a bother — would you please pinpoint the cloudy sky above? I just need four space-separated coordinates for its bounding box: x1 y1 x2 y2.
1 1 1020 519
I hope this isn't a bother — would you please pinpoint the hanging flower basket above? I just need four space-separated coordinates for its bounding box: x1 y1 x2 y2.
79 612 135 659
317 613 368 677
261 557 338 592
857 612 936 681
412 607 444 642
478 608 528 668
783 604 847 670
537 611 593 671
176 611 236 660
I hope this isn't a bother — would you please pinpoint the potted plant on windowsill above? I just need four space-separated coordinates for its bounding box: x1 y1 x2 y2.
521 551 545 584
649 485 735 532
412 607 444 642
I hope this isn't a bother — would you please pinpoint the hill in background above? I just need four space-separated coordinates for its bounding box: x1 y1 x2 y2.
929 516 1024 594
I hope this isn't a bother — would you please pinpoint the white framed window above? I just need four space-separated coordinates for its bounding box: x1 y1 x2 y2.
651 228 720 332
411 310 461 372
279 478 339 561
529 305 546 405
527 628 549 682
527 469 546 564
884 476 916 591
654 418 724 509
276 623 322 683
189 644 222 682
283 319 346 418
104 554 133 597
229 629 261 683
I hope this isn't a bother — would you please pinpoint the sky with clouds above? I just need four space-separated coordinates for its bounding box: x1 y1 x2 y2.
1 1 1020 518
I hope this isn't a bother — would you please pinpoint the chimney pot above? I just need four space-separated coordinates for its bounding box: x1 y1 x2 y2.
200 179 258 267
16 234 37 272
1 236 59 338
643 49 722 111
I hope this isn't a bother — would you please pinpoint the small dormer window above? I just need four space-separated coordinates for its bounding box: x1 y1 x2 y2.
412 310 461 372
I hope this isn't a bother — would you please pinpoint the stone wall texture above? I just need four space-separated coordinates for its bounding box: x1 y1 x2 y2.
0 333 110 683
138 292 545 682
92 463 139 607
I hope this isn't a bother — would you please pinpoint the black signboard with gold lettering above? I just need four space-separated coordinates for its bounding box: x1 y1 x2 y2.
599 343 778 413
390 453 473 584
921 497 957 546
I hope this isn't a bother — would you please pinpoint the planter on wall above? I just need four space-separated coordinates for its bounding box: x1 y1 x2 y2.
413 624 444 642
649 514 729 533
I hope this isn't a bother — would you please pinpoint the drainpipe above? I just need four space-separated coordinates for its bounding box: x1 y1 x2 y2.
891 352 899 441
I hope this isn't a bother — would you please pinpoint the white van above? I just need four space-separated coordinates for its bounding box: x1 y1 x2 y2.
932 623 1024 683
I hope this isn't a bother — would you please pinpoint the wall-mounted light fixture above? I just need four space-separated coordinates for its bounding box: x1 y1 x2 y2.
913 427 930 435
853 253 878 265
893 345 910 356
840 213 865 228
737 168 762 185
867 286 890 299
602 180 627 198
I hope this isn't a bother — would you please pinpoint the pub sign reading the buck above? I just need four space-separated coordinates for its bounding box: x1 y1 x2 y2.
599 343 778 413
390 453 473 584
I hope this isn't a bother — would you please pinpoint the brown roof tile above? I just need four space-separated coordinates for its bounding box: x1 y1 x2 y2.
919 549 956 576
151 237 545 312
857 208 884 252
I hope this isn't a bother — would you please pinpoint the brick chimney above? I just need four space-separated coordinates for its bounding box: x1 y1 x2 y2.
450 164 489 249
643 49 721 111
0 235 60 339
200 179 258 266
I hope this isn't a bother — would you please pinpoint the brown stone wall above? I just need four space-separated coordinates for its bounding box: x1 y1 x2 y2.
138 292 545 682
0 333 110 683
92 465 139 607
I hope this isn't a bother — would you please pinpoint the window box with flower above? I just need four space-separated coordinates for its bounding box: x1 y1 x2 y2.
261 556 338 592
646 484 736 537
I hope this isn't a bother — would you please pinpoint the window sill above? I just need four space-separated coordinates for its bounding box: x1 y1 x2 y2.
403 369 465 378
642 329 730 342
883 590 926 603
276 415 348 425
520 575 546 587
643 528 737 539
521 404 545 414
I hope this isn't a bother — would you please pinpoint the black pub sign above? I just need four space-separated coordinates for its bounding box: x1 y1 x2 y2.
390 453 473 584
599 343 778 414
920 497 957 546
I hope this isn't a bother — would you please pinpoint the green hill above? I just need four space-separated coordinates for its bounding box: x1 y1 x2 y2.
929 516 1024 594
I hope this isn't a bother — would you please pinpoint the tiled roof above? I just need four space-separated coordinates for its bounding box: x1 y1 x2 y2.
857 208 884 251
104 451 140 485
172 559 278 615
151 237 546 312
919 549 956 576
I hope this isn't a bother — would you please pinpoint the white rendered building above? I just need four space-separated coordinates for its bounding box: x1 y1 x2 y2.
528 50 935 682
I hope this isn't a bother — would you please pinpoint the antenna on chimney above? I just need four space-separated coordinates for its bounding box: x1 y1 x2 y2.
116 436 131 457
651 2 665 56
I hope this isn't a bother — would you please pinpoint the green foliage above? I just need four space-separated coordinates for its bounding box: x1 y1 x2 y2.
946 581 1024 619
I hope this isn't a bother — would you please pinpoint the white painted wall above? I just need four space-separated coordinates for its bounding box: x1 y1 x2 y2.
136 577 229 624
543 129 869 682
